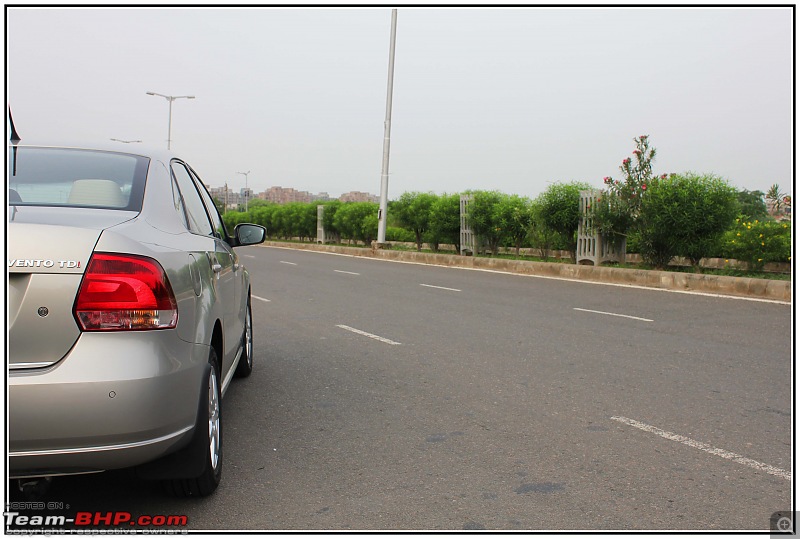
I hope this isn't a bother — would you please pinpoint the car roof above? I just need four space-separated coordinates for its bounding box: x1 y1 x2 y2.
8 139 180 162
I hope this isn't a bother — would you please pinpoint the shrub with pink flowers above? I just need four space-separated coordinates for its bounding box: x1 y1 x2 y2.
593 136 740 269
593 135 658 240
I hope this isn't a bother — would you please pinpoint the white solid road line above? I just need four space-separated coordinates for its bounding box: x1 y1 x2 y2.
336 325 401 345
252 295 271 303
334 270 361 275
420 283 462 292
574 307 653 322
280 261 298 266
611 416 791 481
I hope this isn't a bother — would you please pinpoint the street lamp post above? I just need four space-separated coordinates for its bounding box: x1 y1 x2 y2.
377 9 398 245
237 170 251 212
146 92 195 150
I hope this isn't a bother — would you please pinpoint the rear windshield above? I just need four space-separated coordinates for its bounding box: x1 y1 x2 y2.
7 146 149 211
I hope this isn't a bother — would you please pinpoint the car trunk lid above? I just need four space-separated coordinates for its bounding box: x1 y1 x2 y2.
8 216 130 369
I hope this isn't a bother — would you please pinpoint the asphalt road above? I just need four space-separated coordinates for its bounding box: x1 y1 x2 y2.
12 245 793 531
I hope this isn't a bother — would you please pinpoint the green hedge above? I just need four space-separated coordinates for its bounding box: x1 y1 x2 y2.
223 193 790 273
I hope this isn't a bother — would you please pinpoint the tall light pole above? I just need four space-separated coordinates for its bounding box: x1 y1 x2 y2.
377 9 398 245
146 92 195 150
237 170 250 212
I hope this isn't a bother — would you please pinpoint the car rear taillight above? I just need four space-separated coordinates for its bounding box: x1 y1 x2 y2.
73 253 178 331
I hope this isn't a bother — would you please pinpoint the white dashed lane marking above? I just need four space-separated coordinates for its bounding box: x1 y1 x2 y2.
336 325 401 345
420 284 462 292
611 416 791 481
574 308 653 322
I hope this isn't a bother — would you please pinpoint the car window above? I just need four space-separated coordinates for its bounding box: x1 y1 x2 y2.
189 166 228 241
171 161 214 236
171 175 190 230
7 146 148 210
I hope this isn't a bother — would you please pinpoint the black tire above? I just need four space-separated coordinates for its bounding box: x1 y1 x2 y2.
234 294 253 378
164 348 223 497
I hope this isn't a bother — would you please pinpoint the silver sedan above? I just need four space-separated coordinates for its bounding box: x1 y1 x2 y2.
7 140 266 497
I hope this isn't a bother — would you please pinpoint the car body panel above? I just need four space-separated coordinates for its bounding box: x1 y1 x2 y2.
9 333 207 477
8 273 84 369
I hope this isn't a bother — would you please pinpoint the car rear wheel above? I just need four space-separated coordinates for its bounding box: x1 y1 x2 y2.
234 294 253 378
164 348 222 497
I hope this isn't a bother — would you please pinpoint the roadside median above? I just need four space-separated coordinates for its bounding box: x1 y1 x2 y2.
259 241 792 303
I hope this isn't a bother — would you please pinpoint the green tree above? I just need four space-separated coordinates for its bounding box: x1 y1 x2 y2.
537 182 591 262
496 194 532 256
222 210 249 232
736 189 769 222
247 199 271 209
249 203 277 236
321 200 342 243
263 204 282 238
466 191 505 255
270 204 291 240
333 202 379 245
528 198 560 261
281 202 317 241
212 196 226 216
385 226 416 243
393 192 437 251
429 193 461 253
637 173 740 268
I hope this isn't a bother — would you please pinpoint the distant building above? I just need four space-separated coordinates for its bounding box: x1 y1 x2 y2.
314 192 331 202
208 185 241 210
339 191 379 203
264 186 313 204
207 184 374 206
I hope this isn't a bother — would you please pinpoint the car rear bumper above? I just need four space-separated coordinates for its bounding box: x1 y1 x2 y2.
8 331 209 478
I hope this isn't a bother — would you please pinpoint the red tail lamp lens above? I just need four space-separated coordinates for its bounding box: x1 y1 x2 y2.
74 253 178 331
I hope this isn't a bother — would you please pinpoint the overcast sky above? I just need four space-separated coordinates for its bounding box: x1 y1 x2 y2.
6 6 794 200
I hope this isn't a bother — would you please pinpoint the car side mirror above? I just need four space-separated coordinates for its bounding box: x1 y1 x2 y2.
233 224 266 247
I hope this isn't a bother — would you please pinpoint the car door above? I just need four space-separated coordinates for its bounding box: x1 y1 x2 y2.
170 161 238 379
186 164 244 379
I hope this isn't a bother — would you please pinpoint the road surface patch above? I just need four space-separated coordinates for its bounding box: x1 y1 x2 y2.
515 482 565 494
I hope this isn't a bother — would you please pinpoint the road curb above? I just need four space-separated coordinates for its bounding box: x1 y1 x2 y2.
260 241 792 302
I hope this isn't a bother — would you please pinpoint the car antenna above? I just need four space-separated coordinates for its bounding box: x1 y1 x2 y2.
8 107 21 142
